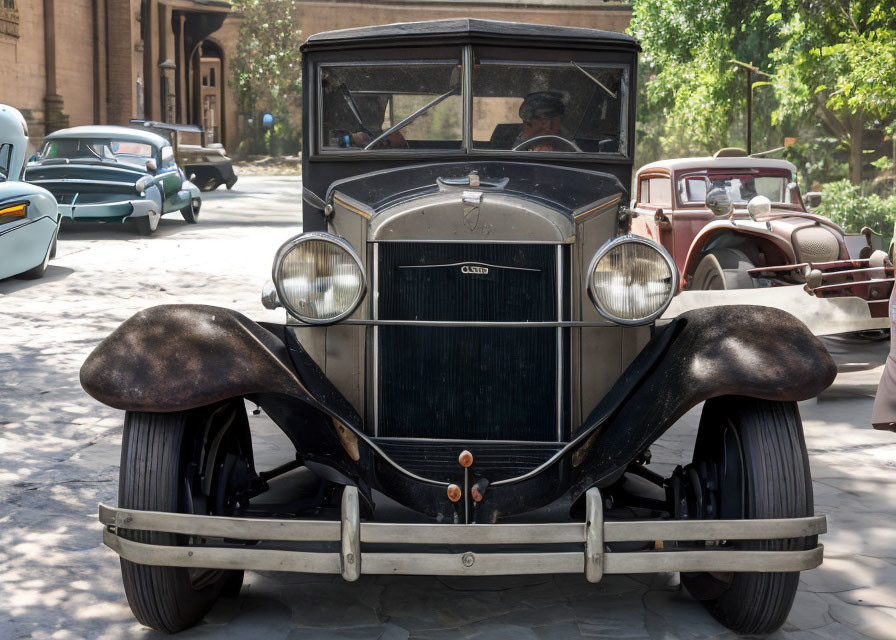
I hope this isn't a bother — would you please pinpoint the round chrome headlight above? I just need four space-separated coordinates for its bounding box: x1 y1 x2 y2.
273 232 366 324
587 236 678 326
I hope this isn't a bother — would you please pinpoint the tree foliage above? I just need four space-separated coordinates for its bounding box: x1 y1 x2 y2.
230 0 303 154
630 0 896 184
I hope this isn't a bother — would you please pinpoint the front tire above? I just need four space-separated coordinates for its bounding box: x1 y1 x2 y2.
181 199 200 224
133 211 160 236
691 248 755 290
681 397 814 635
118 404 249 633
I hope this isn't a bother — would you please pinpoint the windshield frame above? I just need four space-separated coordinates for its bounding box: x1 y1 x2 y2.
675 168 804 210
313 45 633 161
37 136 160 167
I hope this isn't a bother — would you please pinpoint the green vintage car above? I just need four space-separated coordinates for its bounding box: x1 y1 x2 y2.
25 126 201 236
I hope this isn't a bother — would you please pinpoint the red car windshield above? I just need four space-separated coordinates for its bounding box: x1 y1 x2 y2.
679 171 800 206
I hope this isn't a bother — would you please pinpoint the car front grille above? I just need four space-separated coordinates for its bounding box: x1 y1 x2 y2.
374 242 563 441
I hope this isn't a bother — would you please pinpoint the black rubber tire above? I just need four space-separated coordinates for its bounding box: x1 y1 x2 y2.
682 397 814 635
181 200 200 224
49 237 57 259
118 410 243 633
133 214 158 236
691 248 755 290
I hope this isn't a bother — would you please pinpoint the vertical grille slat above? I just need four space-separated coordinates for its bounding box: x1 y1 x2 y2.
376 243 561 441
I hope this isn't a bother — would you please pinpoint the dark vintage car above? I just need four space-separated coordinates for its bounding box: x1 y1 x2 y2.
84 20 835 635
631 151 893 319
25 125 202 235
130 120 238 192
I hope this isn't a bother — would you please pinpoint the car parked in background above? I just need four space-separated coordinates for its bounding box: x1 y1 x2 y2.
25 126 201 235
130 120 237 192
85 21 834 636
0 104 60 280
630 150 893 318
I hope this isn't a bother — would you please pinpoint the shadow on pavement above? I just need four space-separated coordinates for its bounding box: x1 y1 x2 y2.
0 265 75 295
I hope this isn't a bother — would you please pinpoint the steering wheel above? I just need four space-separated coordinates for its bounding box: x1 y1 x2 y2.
511 135 582 153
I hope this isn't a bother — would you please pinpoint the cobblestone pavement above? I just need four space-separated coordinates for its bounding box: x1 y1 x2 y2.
1 176 895 639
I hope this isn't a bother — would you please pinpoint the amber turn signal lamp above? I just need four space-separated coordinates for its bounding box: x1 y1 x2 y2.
458 450 473 468
0 203 26 224
446 484 462 502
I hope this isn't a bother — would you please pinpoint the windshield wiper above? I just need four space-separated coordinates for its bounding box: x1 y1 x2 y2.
571 62 617 100
339 83 374 137
364 85 460 151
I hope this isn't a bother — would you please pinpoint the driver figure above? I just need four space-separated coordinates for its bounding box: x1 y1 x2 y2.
515 91 567 151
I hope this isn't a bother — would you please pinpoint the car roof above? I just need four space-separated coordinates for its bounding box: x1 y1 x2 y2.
638 156 798 175
302 18 640 52
44 125 169 147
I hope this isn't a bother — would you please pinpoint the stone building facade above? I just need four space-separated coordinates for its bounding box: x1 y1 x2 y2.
0 0 630 152
0 0 239 148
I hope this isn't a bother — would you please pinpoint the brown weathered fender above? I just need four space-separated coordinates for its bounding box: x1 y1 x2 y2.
80 304 309 412
568 304 838 488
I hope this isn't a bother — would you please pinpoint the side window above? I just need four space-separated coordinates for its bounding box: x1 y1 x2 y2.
646 177 671 206
0 143 11 181
638 178 649 204
683 177 707 203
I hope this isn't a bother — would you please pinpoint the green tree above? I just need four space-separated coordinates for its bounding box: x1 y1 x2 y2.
769 0 896 185
230 0 303 154
629 0 779 164
630 0 896 184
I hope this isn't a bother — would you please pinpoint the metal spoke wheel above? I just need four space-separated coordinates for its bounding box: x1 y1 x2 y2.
117 400 254 633
691 248 755 290
679 396 815 635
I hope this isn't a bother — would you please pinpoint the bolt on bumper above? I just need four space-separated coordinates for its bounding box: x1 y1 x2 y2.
98 487 826 581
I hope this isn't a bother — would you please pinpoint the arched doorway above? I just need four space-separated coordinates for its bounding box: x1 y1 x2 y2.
189 40 225 144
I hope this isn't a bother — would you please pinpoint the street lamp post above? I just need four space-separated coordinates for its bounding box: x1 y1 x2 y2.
730 59 773 155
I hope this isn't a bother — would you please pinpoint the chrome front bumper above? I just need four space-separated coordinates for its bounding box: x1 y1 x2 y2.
98 487 825 581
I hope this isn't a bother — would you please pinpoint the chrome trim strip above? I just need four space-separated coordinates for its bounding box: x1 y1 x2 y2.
372 242 380 437
29 178 137 188
556 244 563 441
339 319 616 328
397 261 540 273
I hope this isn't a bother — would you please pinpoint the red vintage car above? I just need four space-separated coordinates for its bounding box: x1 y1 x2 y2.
630 150 893 318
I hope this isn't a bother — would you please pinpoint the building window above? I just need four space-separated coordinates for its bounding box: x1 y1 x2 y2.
0 0 19 38
210 68 216 87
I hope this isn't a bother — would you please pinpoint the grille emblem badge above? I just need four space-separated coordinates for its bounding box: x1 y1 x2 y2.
461 265 488 275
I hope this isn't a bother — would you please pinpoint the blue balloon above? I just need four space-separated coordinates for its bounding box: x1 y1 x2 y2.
262 113 274 127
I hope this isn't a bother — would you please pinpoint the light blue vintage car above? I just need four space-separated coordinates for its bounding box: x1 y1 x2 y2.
25 125 201 236
0 105 60 280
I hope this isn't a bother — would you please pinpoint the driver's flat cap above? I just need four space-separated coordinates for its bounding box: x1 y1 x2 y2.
519 91 566 120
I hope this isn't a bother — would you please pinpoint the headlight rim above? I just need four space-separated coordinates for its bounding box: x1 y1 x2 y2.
272 231 367 325
586 234 679 327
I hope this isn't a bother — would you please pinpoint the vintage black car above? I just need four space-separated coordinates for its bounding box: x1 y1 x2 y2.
83 20 835 635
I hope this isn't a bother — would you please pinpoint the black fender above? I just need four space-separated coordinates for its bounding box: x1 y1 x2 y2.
81 303 836 522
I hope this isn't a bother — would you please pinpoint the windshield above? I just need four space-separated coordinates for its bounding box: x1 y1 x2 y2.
679 172 800 206
320 61 463 152
317 55 630 156
472 61 627 154
38 138 155 167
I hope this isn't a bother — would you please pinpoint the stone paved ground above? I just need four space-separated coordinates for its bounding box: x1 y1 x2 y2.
1 176 895 639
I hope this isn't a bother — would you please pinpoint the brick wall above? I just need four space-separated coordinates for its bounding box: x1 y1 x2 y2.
0 1 47 138
55 0 95 127
106 0 135 125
